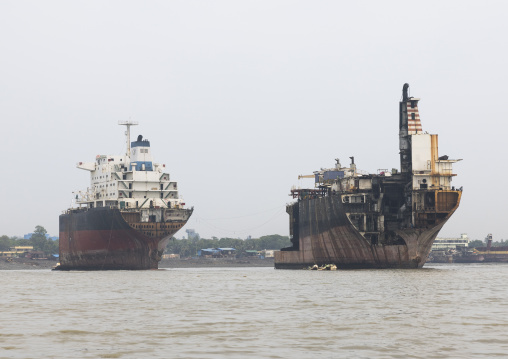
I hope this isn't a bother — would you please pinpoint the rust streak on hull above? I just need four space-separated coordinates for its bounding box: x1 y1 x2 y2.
57 207 192 270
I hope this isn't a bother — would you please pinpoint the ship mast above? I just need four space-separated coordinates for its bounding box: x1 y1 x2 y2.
118 121 139 158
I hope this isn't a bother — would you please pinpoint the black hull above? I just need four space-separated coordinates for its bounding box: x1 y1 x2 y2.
58 207 190 270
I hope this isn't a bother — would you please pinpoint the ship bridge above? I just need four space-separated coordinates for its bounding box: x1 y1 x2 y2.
130 135 153 171
73 125 184 211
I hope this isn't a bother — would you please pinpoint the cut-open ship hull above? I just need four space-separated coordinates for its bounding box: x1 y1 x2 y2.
275 196 457 269
274 84 462 269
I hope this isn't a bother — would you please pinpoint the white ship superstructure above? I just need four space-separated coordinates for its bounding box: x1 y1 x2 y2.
75 122 187 216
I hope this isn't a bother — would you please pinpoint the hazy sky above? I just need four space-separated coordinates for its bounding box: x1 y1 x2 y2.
1 1 507 241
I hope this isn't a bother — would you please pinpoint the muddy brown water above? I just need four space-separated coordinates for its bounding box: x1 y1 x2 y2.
1 263 508 358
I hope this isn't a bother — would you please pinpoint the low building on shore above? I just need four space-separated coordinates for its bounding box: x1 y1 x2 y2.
198 248 236 258
431 233 469 251
244 250 259 257
262 250 275 258
0 246 45 259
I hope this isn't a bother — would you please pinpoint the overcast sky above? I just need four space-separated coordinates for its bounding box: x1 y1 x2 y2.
1 1 507 241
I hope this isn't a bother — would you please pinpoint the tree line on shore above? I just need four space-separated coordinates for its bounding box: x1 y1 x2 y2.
468 238 507 248
1 227 290 258
2 227 506 258
165 234 291 258
0 226 58 256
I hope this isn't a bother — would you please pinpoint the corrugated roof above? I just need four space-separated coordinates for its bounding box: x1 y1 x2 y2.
200 248 219 253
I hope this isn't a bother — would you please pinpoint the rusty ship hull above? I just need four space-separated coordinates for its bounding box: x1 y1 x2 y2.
58 207 192 270
275 195 457 269
275 84 462 269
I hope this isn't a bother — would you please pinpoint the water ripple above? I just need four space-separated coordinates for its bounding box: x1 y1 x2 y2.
1 264 508 358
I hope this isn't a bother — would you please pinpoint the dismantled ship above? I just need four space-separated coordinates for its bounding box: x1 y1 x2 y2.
455 234 508 263
275 84 462 269
57 122 193 270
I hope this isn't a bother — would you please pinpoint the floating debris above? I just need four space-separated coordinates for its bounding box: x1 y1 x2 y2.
308 264 337 271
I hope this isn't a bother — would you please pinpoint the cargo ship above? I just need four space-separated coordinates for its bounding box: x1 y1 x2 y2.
454 234 508 263
56 122 193 270
275 84 462 269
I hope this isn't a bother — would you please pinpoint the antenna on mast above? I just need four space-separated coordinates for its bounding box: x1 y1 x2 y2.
118 121 139 157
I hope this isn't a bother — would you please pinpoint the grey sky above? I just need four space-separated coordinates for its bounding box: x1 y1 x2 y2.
1 1 506 241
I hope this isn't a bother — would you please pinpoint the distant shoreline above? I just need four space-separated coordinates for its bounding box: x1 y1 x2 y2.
159 257 274 268
0 257 274 270
0 258 58 270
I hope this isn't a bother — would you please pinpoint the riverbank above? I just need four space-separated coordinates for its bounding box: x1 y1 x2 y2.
0 257 274 270
0 257 58 270
159 257 274 268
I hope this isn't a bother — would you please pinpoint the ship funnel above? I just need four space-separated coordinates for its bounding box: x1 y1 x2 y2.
403 83 410 102
399 83 422 174
486 233 493 251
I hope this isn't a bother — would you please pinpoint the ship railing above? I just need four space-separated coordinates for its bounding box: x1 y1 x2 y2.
415 206 436 212
64 207 88 214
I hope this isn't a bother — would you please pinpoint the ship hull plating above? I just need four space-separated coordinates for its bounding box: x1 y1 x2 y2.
275 196 451 269
58 207 190 270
